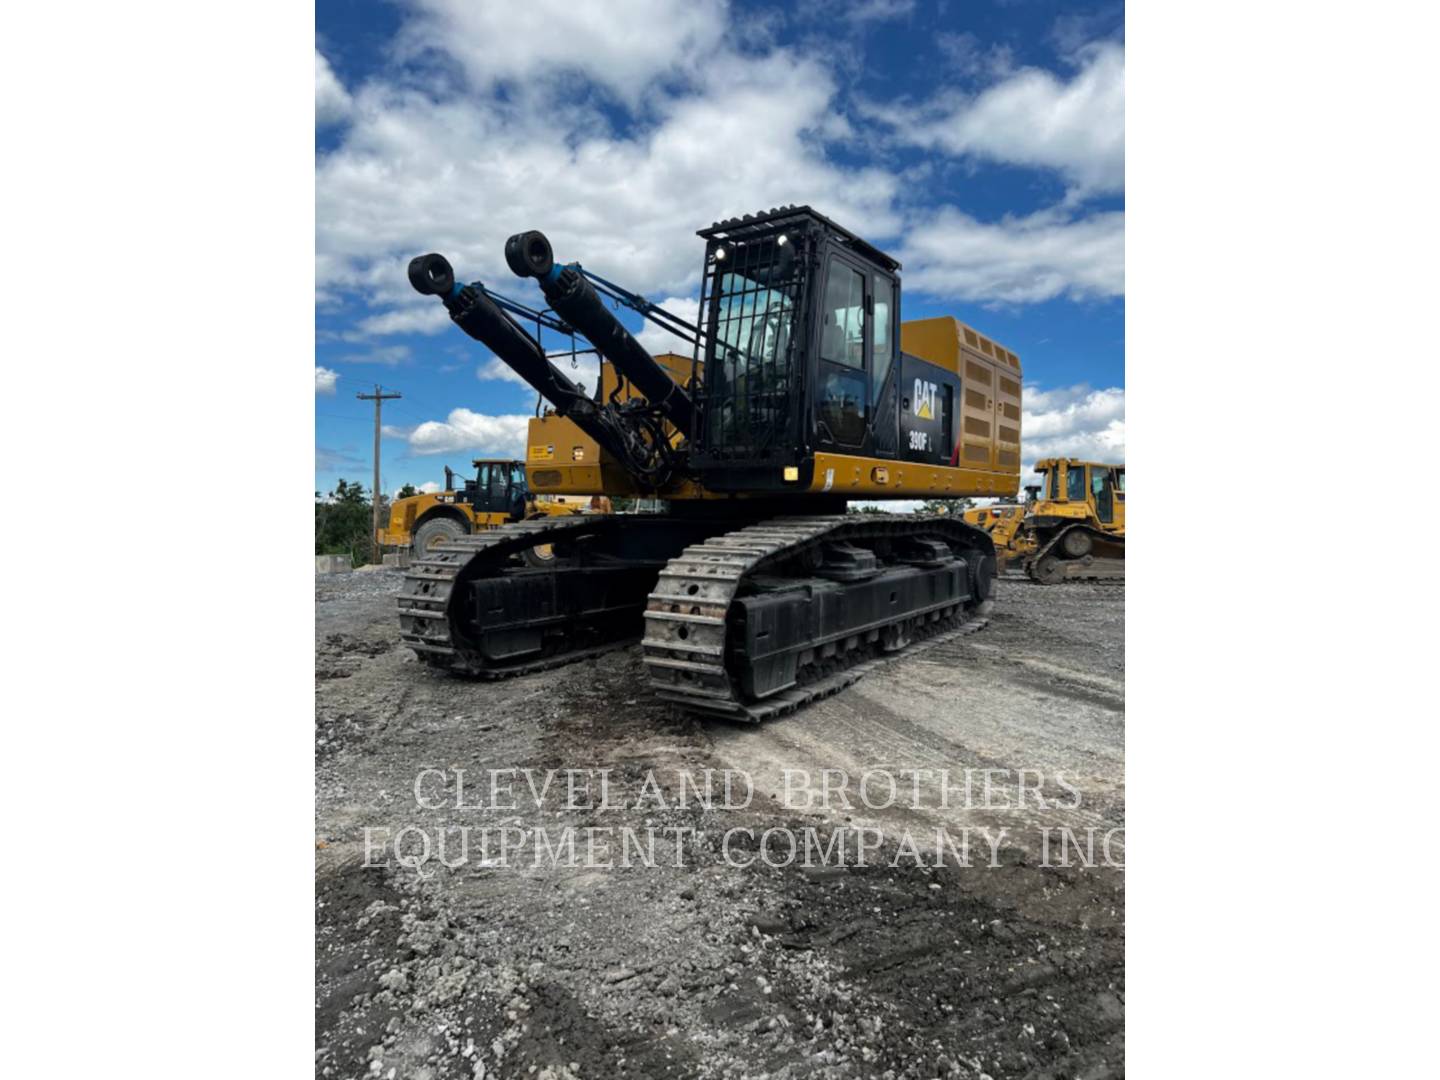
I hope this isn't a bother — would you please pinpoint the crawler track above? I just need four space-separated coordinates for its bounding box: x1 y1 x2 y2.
642 516 994 721
1025 525 1125 585
398 516 648 677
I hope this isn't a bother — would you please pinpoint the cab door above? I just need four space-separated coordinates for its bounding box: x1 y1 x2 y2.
814 253 870 451
1092 467 1115 525
1111 467 1125 531
471 462 499 515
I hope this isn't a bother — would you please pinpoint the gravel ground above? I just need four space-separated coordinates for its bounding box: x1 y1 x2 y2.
316 568 1124 1080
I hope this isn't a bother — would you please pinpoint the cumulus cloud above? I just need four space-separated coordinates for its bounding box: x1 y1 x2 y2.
633 296 701 358
316 51 352 126
403 409 531 456
397 0 729 104
901 206 1123 303
1021 383 1125 464
315 1 1125 351
316 26 902 312
869 42 1124 196
315 366 340 394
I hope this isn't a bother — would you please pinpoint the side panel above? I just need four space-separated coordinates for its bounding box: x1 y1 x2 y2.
898 353 961 465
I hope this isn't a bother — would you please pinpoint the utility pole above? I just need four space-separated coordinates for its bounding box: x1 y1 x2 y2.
357 384 401 563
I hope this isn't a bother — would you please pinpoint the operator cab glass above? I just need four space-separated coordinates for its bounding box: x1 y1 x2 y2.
817 257 868 447
1066 464 1086 501
692 206 903 490
705 233 800 454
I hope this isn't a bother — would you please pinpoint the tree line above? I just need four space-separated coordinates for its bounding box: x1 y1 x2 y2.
315 479 411 566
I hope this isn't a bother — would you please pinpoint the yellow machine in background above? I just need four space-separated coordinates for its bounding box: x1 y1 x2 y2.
961 489 1039 570
380 458 609 560
1022 459 1125 584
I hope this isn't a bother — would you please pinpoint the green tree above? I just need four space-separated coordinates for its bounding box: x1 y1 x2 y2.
918 498 975 517
396 483 418 499
316 479 381 566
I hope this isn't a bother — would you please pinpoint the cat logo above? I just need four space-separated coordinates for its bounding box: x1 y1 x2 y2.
913 378 938 421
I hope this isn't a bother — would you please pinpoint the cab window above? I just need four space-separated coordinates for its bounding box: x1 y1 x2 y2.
1116 470 1125 492
819 262 866 369
476 463 491 488
817 257 869 446
1066 466 1086 501
1045 469 1060 499
871 276 895 395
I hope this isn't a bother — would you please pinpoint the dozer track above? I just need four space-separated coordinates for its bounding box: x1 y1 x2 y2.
642 516 994 722
1024 524 1125 585
398 516 660 678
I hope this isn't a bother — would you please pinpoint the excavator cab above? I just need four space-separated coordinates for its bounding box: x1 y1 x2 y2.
691 207 908 494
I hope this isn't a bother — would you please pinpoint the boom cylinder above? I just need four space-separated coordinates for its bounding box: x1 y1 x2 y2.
505 231 695 438
407 253 614 450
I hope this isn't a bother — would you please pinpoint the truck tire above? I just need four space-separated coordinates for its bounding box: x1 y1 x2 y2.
412 517 467 558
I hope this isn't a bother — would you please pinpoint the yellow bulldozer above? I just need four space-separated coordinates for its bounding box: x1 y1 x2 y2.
379 458 608 561
1021 459 1124 584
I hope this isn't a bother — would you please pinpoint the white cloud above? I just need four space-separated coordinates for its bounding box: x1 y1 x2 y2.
394 480 441 497
316 51 352 126
338 344 412 365
315 2 1124 349
633 296 701 358
900 205 1123 303
872 42 1124 196
315 366 339 394
845 0 915 23
316 34 901 311
404 409 531 456
936 32 1015 81
353 304 452 338
1021 383 1125 464
478 353 602 399
398 0 729 104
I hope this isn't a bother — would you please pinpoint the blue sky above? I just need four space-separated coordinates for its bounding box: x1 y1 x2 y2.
315 0 1124 497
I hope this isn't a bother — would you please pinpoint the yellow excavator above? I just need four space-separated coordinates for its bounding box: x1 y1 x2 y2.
400 205 1023 719
379 459 609 562
1021 459 1124 584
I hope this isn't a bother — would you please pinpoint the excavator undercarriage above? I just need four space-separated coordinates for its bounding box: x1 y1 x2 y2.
399 509 995 720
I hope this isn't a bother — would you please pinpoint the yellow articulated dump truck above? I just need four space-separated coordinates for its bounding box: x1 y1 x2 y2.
380 458 608 562
1022 459 1124 584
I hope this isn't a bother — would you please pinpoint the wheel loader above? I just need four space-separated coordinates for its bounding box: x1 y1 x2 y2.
1021 459 1125 584
379 458 608 563
401 205 1023 720
961 485 1039 571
